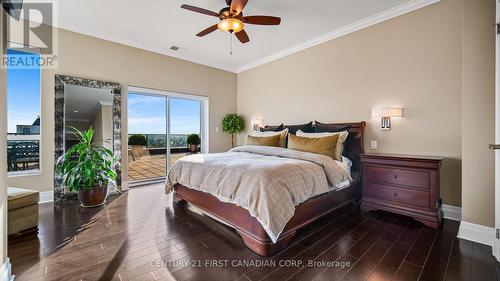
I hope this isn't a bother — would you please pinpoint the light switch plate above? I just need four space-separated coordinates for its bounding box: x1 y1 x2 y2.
370 140 378 150
215 127 220 133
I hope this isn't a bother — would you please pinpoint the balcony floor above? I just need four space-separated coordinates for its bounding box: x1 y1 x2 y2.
128 153 186 181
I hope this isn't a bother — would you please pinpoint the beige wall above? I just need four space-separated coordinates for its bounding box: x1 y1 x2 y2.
461 0 495 227
238 0 463 207
7 28 237 192
0 8 8 272
4 0 495 227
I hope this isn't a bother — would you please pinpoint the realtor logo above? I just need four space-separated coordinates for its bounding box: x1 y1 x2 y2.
1 0 58 69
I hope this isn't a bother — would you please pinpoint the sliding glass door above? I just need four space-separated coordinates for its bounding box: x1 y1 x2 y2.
127 87 208 185
127 93 167 183
170 97 202 167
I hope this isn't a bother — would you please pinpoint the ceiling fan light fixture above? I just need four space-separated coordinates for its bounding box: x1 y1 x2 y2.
218 18 244 33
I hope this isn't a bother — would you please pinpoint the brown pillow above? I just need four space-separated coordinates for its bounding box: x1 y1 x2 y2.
246 134 281 147
285 122 314 134
296 130 348 161
260 124 284 132
288 134 339 159
252 128 289 148
315 121 352 133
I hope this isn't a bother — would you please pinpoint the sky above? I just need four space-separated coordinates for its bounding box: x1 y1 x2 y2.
128 93 201 135
7 49 41 134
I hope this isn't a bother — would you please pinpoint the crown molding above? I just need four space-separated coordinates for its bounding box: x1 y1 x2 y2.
56 20 238 73
99 101 113 107
53 0 439 74
236 0 440 73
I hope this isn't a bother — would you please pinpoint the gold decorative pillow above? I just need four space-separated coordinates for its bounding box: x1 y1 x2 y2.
251 128 289 147
246 134 281 147
296 130 349 161
288 134 339 159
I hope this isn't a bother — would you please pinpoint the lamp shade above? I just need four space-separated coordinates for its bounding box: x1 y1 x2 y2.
251 118 263 131
218 18 244 33
371 108 403 118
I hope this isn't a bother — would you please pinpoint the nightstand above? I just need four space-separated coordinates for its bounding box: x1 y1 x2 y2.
360 154 444 228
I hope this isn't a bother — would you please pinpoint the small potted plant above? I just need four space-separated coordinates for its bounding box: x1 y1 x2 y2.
128 134 150 161
57 127 117 207
128 134 147 147
222 113 245 148
187 134 201 153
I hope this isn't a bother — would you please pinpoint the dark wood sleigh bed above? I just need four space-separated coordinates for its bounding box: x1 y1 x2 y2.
173 121 366 256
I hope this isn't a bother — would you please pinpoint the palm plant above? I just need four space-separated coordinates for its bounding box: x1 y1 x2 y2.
57 127 117 192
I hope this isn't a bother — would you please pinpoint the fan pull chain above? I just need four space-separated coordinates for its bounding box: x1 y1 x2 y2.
230 33 233 55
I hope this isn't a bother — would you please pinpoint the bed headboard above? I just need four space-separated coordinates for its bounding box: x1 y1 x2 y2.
328 121 366 173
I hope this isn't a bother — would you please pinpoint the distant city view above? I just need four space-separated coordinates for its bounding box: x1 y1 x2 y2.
128 133 193 149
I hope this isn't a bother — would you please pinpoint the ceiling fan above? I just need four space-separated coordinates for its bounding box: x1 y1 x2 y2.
180 0 281 44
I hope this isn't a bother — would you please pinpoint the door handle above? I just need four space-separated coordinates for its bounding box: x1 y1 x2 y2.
489 144 500 150
493 22 500 34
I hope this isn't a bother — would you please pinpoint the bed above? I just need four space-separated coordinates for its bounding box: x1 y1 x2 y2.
166 121 365 256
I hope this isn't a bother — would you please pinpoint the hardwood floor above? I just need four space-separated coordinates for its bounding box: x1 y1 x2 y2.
8 184 498 281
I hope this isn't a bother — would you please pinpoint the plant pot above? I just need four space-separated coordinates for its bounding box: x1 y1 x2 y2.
188 144 199 153
78 184 108 208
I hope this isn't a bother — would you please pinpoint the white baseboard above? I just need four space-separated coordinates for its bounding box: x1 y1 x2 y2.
0 258 14 281
442 204 461 221
39 191 53 203
457 221 495 247
121 181 129 191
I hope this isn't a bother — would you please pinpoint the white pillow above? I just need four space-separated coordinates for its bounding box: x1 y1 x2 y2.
296 131 337 138
251 128 289 147
338 156 352 175
296 130 349 161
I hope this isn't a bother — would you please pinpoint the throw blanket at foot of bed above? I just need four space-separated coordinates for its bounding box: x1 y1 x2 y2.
165 145 352 243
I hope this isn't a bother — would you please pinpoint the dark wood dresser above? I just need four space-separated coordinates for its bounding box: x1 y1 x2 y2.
360 154 444 228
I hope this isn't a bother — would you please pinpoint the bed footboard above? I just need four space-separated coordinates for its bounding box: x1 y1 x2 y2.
174 183 359 256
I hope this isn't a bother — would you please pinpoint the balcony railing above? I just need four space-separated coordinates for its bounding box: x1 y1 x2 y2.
128 134 197 182
7 134 40 172
132 133 193 149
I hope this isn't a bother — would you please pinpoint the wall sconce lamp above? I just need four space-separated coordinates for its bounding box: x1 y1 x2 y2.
251 118 263 132
371 108 403 130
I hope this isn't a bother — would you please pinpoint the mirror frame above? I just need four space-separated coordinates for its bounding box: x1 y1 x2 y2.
54 74 122 201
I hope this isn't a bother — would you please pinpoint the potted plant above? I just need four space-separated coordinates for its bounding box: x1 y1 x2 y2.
128 134 147 147
187 134 201 153
222 113 245 148
57 127 117 207
128 134 150 161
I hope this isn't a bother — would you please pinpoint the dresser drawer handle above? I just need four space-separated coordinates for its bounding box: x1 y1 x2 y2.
393 193 398 197
393 175 398 179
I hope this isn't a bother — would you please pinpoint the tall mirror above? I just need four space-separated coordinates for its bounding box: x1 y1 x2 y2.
64 85 113 151
54 75 122 201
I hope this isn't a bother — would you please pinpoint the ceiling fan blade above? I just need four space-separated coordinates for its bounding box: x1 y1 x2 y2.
230 0 248 16
180 4 220 17
243 16 281 25
196 24 219 37
235 29 250 43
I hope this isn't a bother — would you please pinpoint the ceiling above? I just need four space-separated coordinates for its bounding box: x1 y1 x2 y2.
55 0 436 72
65 85 113 122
